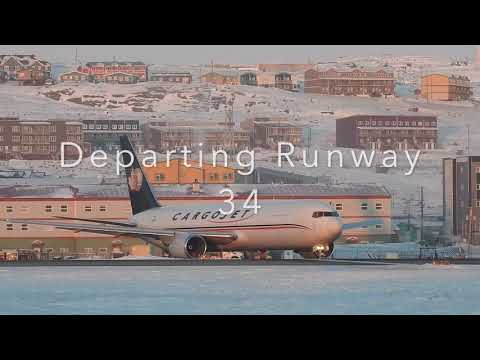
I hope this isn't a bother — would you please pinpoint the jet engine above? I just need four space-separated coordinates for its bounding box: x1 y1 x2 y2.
168 233 208 259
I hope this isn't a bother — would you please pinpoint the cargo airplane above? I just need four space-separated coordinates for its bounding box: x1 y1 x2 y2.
5 136 380 259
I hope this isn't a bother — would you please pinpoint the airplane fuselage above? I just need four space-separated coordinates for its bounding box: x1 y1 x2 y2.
131 199 343 251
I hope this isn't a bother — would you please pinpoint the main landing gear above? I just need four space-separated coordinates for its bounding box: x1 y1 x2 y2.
313 244 334 259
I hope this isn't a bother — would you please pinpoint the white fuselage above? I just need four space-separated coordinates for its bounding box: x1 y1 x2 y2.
131 200 343 251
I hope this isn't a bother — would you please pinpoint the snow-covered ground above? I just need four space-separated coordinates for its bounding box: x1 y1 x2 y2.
1 265 480 314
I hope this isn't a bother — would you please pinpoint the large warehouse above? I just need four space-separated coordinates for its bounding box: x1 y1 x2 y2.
0 183 394 257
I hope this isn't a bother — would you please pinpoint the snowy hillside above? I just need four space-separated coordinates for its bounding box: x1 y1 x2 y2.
1 56 480 216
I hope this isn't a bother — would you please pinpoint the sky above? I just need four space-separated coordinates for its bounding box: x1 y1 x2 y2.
0 45 476 65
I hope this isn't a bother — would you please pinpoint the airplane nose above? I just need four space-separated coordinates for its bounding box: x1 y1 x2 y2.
330 219 342 241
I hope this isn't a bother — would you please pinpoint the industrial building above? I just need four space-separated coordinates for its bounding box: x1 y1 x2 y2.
336 115 438 150
421 74 472 101
443 156 480 244
142 159 236 185
0 183 394 257
0 118 88 160
304 68 395 96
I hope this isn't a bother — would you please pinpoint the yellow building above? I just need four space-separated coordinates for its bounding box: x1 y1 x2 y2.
143 159 236 185
421 74 472 101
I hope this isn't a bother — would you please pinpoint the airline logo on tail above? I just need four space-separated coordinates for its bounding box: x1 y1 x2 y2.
128 167 143 192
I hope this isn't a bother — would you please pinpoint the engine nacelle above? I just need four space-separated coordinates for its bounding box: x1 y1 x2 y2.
168 233 207 259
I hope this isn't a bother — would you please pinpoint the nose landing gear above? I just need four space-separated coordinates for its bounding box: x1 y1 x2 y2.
313 243 334 258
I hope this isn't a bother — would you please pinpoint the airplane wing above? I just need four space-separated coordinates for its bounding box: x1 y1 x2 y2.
3 219 236 245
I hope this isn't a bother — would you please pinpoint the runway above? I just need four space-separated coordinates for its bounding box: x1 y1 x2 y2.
2 263 480 314
1 258 480 267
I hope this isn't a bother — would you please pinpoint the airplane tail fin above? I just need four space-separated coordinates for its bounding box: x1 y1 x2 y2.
119 135 161 215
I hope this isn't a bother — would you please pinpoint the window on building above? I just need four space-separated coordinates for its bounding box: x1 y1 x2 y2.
6 224 13 231
96 124 102 130
477 184 480 191
361 203 368 211
335 203 343 211
125 124 131 130
60 205 68 213
45 205 53 213
112 124 117 130
156 174 165 182
99 205 107 212
376 202 383 210
21 224 28 231
375 224 383 229
84 205 92 212
477 201 480 208
6 206 13 213
476 167 480 174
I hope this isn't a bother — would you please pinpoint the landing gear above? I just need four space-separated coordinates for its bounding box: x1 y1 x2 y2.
313 243 334 259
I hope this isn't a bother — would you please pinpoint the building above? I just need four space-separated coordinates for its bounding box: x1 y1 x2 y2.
82 119 142 152
143 121 251 153
0 183 393 256
476 46 480 69
275 72 293 90
0 118 87 160
257 64 314 73
304 68 395 96
144 122 194 152
240 72 258 86
0 55 51 82
443 156 480 244
16 68 49 85
150 72 192 83
246 117 303 149
442 158 457 240
104 72 139 84
201 71 239 85
143 159 236 185
59 71 89 82
257 72 275 88
421 74 472 101
77 61 148 82
336 115 438 150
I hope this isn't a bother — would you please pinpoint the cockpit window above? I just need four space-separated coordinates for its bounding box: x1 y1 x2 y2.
312 211 339 218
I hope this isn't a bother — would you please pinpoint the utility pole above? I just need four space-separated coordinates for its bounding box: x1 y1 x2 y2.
467 124 470 155
420 186 424 244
